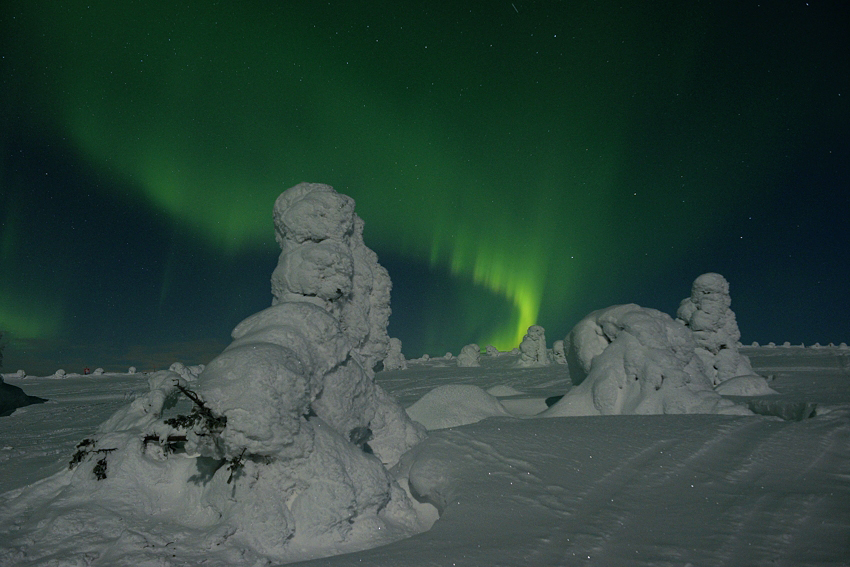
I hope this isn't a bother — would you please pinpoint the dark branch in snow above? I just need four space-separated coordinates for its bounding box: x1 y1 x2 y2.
163 385 227 434
68 437 117 480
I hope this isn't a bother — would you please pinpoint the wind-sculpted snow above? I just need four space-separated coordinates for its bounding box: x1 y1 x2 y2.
548 304 751 417
714 374 779 396
301 405 850 566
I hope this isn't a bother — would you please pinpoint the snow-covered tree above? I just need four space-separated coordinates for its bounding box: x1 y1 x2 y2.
516 325 550 367
549 304 751 417
457 344 481 367
676 273 756 384
0 184 427 564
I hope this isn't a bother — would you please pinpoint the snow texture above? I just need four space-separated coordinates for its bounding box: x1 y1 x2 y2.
457 344 481 367
1 346 848 565
676 272 756 384
548 304 751 417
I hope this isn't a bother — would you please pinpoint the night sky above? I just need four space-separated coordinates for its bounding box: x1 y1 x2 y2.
1 1 848 375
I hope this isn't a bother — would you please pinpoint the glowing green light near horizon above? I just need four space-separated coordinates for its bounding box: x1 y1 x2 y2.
4 0 784 356
427 218 550 351
0 297 63 341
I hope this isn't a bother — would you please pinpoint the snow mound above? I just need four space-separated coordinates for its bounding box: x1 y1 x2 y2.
714 375 779 396
0 369 26 379
547 304 751 417
486 385 525 397
552 340 567 364
406 385 512 430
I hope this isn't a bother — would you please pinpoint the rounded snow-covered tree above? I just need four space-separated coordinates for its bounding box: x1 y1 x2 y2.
383 337 407 370
548 304 751 417
457 344 481 367
676 273 756 384
516 325 550 367
271 182 394 374
0 183 427 565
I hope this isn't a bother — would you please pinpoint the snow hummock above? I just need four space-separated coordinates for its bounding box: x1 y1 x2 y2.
485 384 526 397
714 374 779 396
547 304 751 417
406 384 512 430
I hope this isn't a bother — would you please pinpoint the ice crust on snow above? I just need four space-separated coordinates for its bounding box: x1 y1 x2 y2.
676 273 756 385
547 304 751 417
0 183 427 565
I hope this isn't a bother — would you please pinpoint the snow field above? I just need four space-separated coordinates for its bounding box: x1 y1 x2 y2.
1 347 849 565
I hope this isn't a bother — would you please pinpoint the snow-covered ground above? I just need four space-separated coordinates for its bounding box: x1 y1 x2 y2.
1 345 848 566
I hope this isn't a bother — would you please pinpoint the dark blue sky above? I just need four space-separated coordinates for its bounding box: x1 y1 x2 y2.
1 1 848 375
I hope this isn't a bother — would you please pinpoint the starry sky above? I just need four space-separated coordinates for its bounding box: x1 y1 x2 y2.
1 1 848 375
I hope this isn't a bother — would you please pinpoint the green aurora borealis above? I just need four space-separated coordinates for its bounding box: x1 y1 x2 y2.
2 1 848 373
